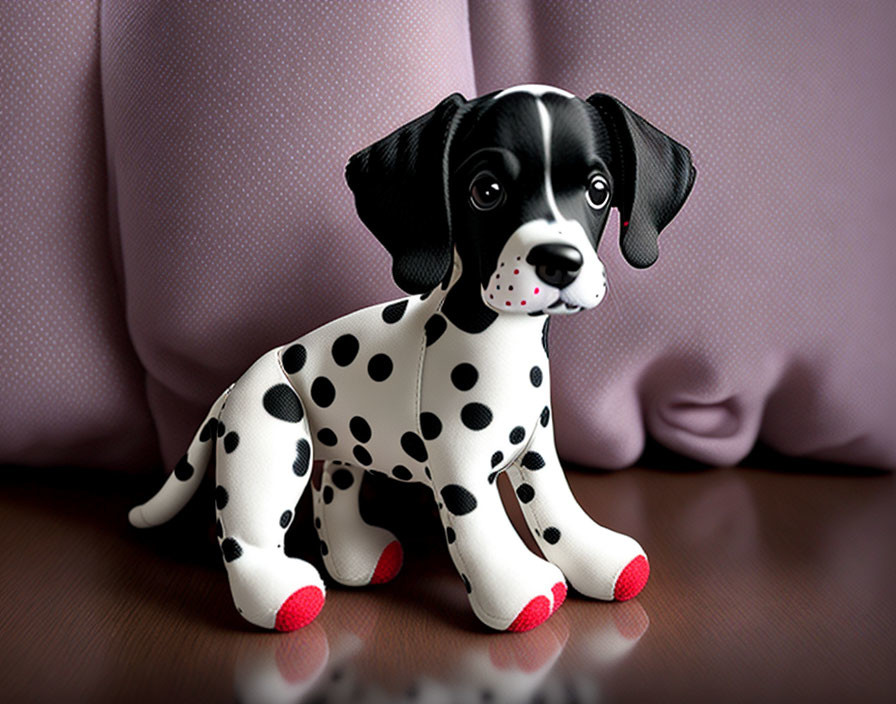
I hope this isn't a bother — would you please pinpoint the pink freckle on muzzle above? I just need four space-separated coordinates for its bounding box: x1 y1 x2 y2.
505 301 511 306
534 288 540 295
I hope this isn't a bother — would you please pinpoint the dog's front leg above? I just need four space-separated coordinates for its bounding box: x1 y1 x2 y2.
429 448 566 632
504 416 649 602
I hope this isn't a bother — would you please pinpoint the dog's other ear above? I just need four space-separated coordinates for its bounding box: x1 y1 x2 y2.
345 93 468 293
587 94 696 268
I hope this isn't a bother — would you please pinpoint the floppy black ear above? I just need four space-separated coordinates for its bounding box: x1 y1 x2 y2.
345 93 468 293
587 94 696 268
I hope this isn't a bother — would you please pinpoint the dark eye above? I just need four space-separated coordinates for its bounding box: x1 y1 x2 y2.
586 175 610 210
469 172 505 211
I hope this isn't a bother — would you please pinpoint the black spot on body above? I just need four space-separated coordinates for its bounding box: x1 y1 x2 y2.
424 466 432 479
310 377 336 407
441 484 478 516
282 344 307 373
221 538 242 562
320 540 329 556
332 468 355 489
293 439 311 476
540 406 550 427
462 574 472 593
215 485 229 510
280 510 293 528
420 412 442 440
446 527 456 544
217 420 226 437
387 465 410 481
223 431 240 453
367 354 393 381
424 314 447 346
317 428 338 446
530 366 543 387
174 455 193 481
199 418 217 442
451 363 478 391
352 445 373 466
315 517 321 530
382 300 408 323
521 451 545 470
263 384 304 422
323 486 334 504
490 451 504 468
516 484 535 503
349 416 372 442
461 403 493 430
509 426 525 444
487 470 500 484
332 334 360 366
542 318 551 356
401 432 428 462
543 527 561 544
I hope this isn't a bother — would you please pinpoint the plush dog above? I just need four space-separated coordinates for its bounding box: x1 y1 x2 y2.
129 84 695 633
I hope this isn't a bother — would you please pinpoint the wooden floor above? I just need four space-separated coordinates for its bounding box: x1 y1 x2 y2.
2 448 894 704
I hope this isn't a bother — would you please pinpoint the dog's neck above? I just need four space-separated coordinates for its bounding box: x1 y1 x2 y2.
434 249 548 339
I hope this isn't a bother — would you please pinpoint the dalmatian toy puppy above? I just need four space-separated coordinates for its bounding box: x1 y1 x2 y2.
129 85 695 633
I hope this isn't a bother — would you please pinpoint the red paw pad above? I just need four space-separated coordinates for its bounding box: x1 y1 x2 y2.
550 582 567 613
275 586 325 632
614 555 649 601
507 595 551 632
370 540 403 585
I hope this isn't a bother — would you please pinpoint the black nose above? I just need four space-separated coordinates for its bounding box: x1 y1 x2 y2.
526 244 583 289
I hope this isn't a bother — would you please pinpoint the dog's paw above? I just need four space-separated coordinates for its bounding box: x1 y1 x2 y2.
506 581 567 632
466 558 567 632
370 540 403 585
612 555 649 601
274 585 326 632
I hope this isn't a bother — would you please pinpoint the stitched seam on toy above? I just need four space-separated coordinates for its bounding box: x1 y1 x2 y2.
412 309 429 445
417 291 494 618
313 468 331 576
510 421 552 541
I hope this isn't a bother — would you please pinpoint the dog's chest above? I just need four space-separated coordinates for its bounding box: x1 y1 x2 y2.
419 313 551 470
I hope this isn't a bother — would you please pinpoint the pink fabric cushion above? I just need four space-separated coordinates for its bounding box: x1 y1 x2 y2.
1 1 893 472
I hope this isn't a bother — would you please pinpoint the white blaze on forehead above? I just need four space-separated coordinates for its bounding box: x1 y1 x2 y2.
492 85 568 223
535 100 563 223
494 84 575 100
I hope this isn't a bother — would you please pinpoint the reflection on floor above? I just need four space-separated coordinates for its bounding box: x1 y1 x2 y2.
1 450 894 703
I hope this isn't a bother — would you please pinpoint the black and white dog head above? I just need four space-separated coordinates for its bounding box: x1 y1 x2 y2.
346 85 695 317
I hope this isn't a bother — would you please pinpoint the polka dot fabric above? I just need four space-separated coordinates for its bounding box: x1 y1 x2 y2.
1 1 894 472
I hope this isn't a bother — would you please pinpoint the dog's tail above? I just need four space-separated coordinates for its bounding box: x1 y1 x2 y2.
128 385 233 529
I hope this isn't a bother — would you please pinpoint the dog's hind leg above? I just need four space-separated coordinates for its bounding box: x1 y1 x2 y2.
312 462 403 587
214 349 325 631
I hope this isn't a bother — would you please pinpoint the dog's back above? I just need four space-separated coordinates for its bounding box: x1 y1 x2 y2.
279 290 440 480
